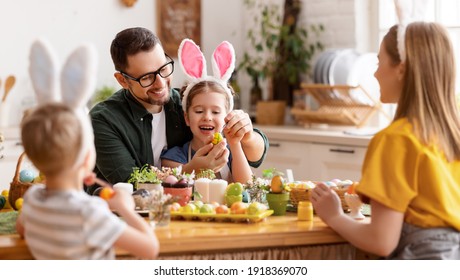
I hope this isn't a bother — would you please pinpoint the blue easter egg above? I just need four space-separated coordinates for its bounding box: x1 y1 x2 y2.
242 190 250 203
20 169 36 183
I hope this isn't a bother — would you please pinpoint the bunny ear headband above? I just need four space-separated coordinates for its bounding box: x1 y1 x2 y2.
178 39 235 112
29 38 98 167
394 0 429 62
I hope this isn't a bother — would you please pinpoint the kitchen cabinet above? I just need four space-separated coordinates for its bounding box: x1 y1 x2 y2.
308 143 366 181
253 125 372 181
253 140 311 180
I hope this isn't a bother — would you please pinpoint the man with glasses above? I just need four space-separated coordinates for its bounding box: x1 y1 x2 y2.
88 27 268 190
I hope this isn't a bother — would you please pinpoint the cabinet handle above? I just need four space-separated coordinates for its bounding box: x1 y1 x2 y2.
269 142 281 147
329 148 355 154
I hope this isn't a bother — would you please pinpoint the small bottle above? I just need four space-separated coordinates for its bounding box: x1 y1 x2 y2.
297 201 313 221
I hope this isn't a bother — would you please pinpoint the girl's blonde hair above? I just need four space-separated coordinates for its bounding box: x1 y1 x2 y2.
21 103 83 176
387 22 460 161
180 80 234 113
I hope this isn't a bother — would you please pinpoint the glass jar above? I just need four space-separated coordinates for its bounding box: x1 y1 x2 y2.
297 201 313 221
149 203 171 227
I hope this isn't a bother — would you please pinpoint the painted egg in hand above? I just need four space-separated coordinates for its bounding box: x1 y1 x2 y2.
20 169 36 183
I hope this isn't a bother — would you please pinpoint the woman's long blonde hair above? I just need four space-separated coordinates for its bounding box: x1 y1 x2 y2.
385 22 460 161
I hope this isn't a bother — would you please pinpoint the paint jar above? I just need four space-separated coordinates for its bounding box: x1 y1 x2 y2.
297 201 313 221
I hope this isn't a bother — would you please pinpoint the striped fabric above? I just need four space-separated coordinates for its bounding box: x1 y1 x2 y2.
21 185 126 259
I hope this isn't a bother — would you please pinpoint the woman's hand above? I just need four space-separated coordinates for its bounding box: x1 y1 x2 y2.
310 182 343 224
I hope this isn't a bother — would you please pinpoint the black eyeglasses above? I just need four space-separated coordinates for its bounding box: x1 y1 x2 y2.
120 54 174 88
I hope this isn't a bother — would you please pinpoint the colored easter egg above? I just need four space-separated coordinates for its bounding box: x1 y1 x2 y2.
19 170 36 183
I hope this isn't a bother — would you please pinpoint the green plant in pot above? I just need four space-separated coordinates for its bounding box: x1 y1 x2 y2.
238 0 324 124
128 164 162 192
263 168 290 216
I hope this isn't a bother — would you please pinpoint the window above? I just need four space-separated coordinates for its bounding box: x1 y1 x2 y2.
378 0 460 93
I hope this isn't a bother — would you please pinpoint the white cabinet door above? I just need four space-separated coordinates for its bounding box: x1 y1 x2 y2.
252 140 310 180
309 143 367 182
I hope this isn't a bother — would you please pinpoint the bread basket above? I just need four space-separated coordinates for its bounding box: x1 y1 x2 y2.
9 152 34 210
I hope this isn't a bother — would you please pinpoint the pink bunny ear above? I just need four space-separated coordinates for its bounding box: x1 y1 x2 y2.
211 41 235 82
178 39 207 80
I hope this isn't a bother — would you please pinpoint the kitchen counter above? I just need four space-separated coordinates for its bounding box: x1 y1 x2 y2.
0 212 369 260
254 125 378 147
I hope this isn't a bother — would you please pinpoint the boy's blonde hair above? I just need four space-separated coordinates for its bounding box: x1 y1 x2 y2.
386 22 460 161
21 103 83 176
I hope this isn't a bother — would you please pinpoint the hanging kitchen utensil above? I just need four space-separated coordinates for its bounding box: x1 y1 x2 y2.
2 75 16 103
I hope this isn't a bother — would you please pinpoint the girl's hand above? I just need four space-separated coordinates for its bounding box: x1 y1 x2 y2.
191 140 229 173
310 182 343 224
223 126 244 146
224 110 253 142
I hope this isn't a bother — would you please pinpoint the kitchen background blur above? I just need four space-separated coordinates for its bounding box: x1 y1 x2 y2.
1 0 460 188
1 0 459 126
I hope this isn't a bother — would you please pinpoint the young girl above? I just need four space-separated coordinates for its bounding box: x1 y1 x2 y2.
15 39 159 260
311 21 460 259
161 39 253 184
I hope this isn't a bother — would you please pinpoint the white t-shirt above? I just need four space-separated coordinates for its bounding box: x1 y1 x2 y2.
21 185 126 260
151 108 167 168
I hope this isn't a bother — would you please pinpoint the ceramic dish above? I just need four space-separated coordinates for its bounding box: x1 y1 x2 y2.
328 49 360 86
313 50 333 83
321 49 340 85
347 52 379 105
171 209 274 223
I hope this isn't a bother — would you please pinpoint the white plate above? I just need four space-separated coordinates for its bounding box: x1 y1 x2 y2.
313 50 335 83
328 49 360 85
347 53 379 105
322 50 339 85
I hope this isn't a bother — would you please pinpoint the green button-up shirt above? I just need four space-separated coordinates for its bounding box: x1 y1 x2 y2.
89 88 268 187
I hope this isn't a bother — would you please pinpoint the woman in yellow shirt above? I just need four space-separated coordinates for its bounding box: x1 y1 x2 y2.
311 21 460 259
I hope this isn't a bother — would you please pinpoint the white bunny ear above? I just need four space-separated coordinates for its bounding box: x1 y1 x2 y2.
411 0 428 21
394 0 429 62
29 39 60 104
60 44 98 109
211 41 235 82
178 39 207 81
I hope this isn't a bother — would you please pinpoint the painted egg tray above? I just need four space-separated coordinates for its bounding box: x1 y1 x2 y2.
170 210 274 223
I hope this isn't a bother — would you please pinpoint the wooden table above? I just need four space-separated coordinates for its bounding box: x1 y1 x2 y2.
0 213 366 260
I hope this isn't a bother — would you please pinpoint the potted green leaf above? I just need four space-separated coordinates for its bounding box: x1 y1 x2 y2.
128 164 162 192
238 0 324 124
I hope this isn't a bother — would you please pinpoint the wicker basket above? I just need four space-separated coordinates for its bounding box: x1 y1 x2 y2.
9 152 33 210
289 188 312 208
290 187 349 212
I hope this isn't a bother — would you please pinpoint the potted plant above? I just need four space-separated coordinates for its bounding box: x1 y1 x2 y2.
151 166 195 206
262 168 291 216
90 85 116 107
127 164 162 192
238 0 324 124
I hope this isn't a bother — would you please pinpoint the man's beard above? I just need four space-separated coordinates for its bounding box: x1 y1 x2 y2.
129 86 170 106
